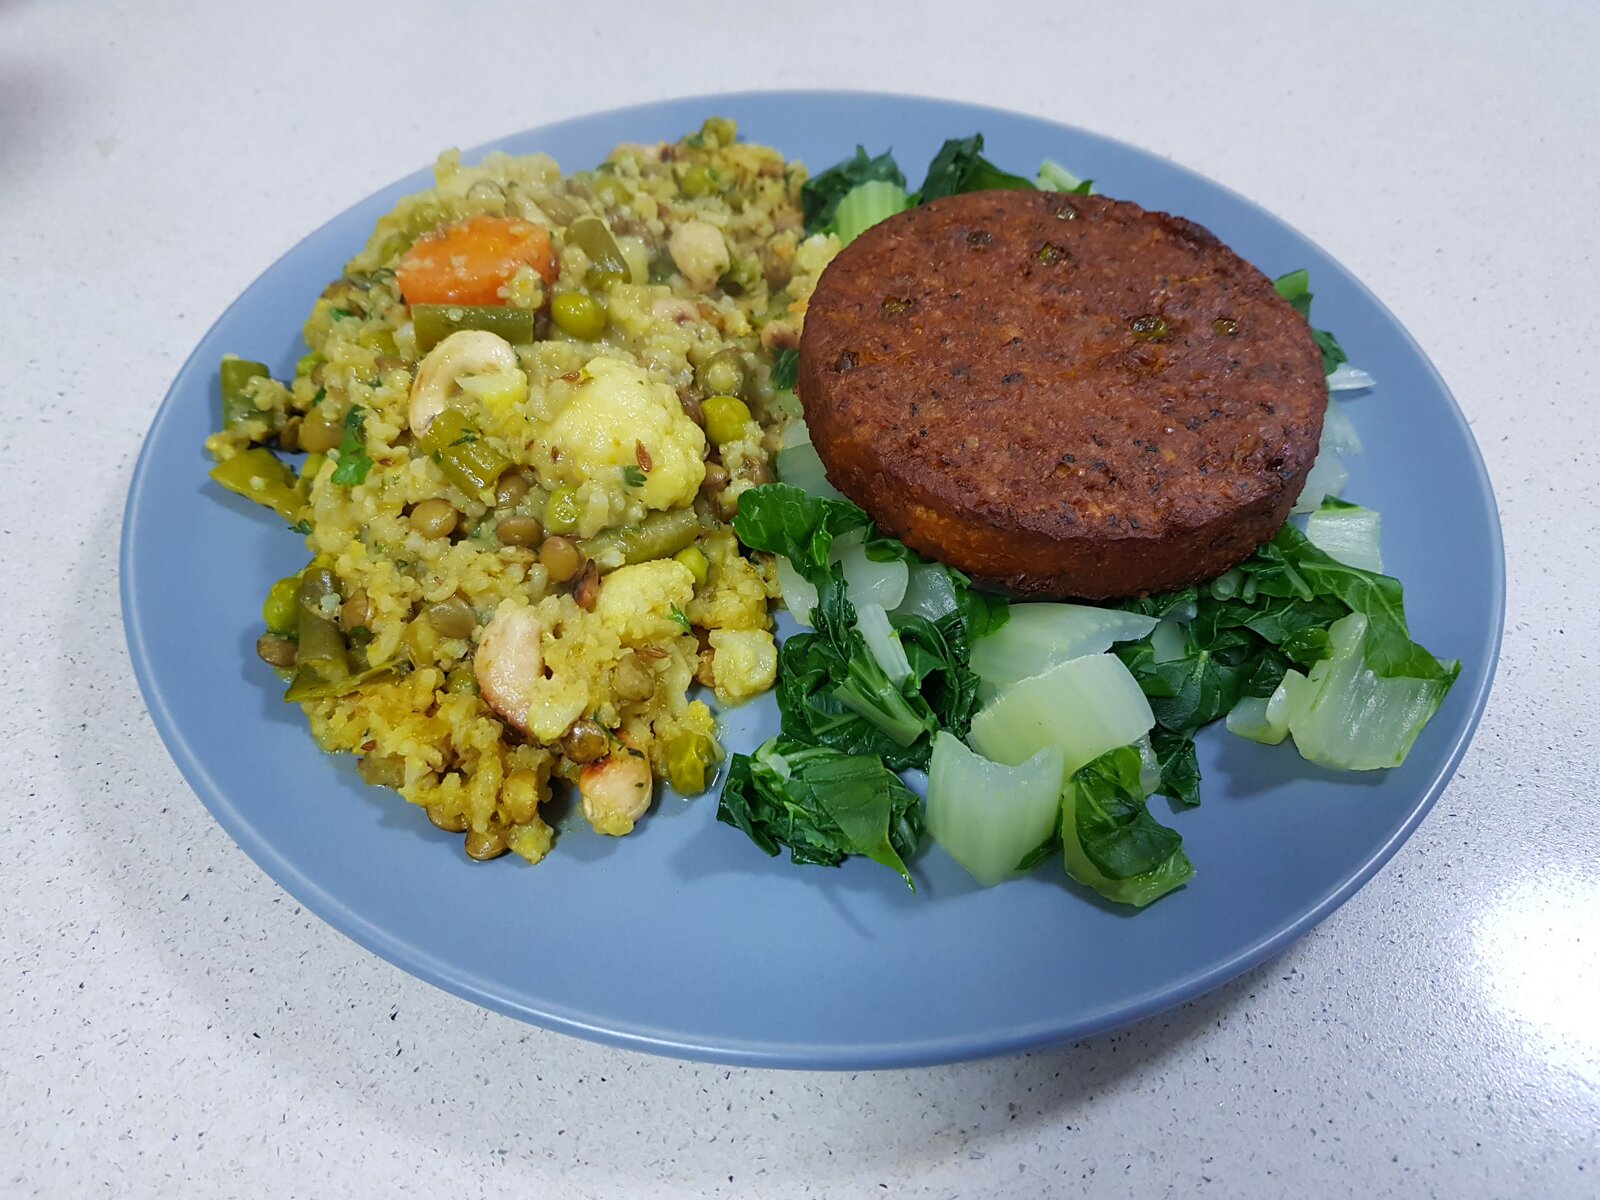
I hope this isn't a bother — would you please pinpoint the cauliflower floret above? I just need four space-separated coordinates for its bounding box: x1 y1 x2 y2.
707 629 778 706
686 528 772 632
533 356 705 510
594 560 697 645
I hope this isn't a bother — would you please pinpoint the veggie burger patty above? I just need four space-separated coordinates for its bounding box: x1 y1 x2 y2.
798 189 1328 598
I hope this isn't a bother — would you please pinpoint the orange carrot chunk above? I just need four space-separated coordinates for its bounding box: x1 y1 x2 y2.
397 215 557 306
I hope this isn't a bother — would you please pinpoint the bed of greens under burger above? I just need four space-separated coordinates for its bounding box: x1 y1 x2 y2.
715 135 1458 906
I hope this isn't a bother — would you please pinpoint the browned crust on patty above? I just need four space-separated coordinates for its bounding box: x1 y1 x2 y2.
798 189 1328 598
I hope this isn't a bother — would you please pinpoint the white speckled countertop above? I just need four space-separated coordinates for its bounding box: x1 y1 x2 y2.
3 1 1596 1195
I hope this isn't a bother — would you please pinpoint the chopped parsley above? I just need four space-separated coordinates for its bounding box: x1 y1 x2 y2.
771 347 800 392
330 407 373 486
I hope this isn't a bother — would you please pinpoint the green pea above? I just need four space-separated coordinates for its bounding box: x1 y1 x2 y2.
262 575 301 635
673 545 710 588
544 486 582 535
551 292 607 340
680 163 716 198
593 175 631 206
701 394 752 447
697 349 745 398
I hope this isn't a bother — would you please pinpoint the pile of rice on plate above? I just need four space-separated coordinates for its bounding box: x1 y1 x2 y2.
206 117 833 864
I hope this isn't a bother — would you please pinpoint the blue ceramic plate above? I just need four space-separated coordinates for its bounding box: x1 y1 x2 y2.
121 92 1503 1068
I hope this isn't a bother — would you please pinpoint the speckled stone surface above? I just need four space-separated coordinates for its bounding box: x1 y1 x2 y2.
2 2 1596 1196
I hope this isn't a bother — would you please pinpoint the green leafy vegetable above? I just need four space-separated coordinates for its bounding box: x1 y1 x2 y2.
915 134 1035 204
1305 497 1384 573
776 629 935 769
1062 744 1194 907
734 484 1001 772
801 146 906 235
1116 521 1457 803
969 651 1155 779
668 604 691 632
1149 728 1202 809
830 179 911 245
775 439 846 503
969 602 1158 700
622 464 647 488
716 738 924 888
733 483 871 587
330 407 373 486
926 732 1065 887
1275 613 1456 769
1036 158 1094 195
1273 269 1350 376
892 613 983 738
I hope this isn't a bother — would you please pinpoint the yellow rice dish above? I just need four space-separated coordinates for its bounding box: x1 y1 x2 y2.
205 117 837 864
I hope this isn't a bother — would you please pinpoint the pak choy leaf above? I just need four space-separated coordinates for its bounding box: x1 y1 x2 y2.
775 633 931 771
1115 519 1457 801
716 739 924 889
1273 269 1349 376
1149 727 1202 809
1246 524 1455 682
915 134 1036 204
893 613 983 740
734 483 1004 770
1062 744 1194 907
801 146 906 235
733 483 871 594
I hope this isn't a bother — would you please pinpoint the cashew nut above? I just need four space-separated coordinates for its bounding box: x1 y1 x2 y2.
474 604 544 735
579 750 654 836
668 219 730 293
409 329 519 434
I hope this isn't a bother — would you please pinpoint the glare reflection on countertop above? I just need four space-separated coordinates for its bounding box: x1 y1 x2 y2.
1471 867 1600 1089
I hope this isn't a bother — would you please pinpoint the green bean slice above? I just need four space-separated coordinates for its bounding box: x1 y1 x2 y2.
294 569 349 679
412 305 535 355
567 216 629 285
220 358 271 429
284 663 393 702
209 448 303 521
579 508 701 572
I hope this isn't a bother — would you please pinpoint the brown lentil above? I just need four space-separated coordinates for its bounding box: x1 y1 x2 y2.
299 409 343 454
496 514 544 547
256 634 298 668
538 535 582 582
560 718 610 764
339 589 371 634
424 595 476 639
464 827 509 860
409 498 459 539
427 805 470 833
494 469 531 508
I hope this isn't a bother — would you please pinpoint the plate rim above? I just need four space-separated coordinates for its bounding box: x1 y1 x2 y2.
120 89 1507 1069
